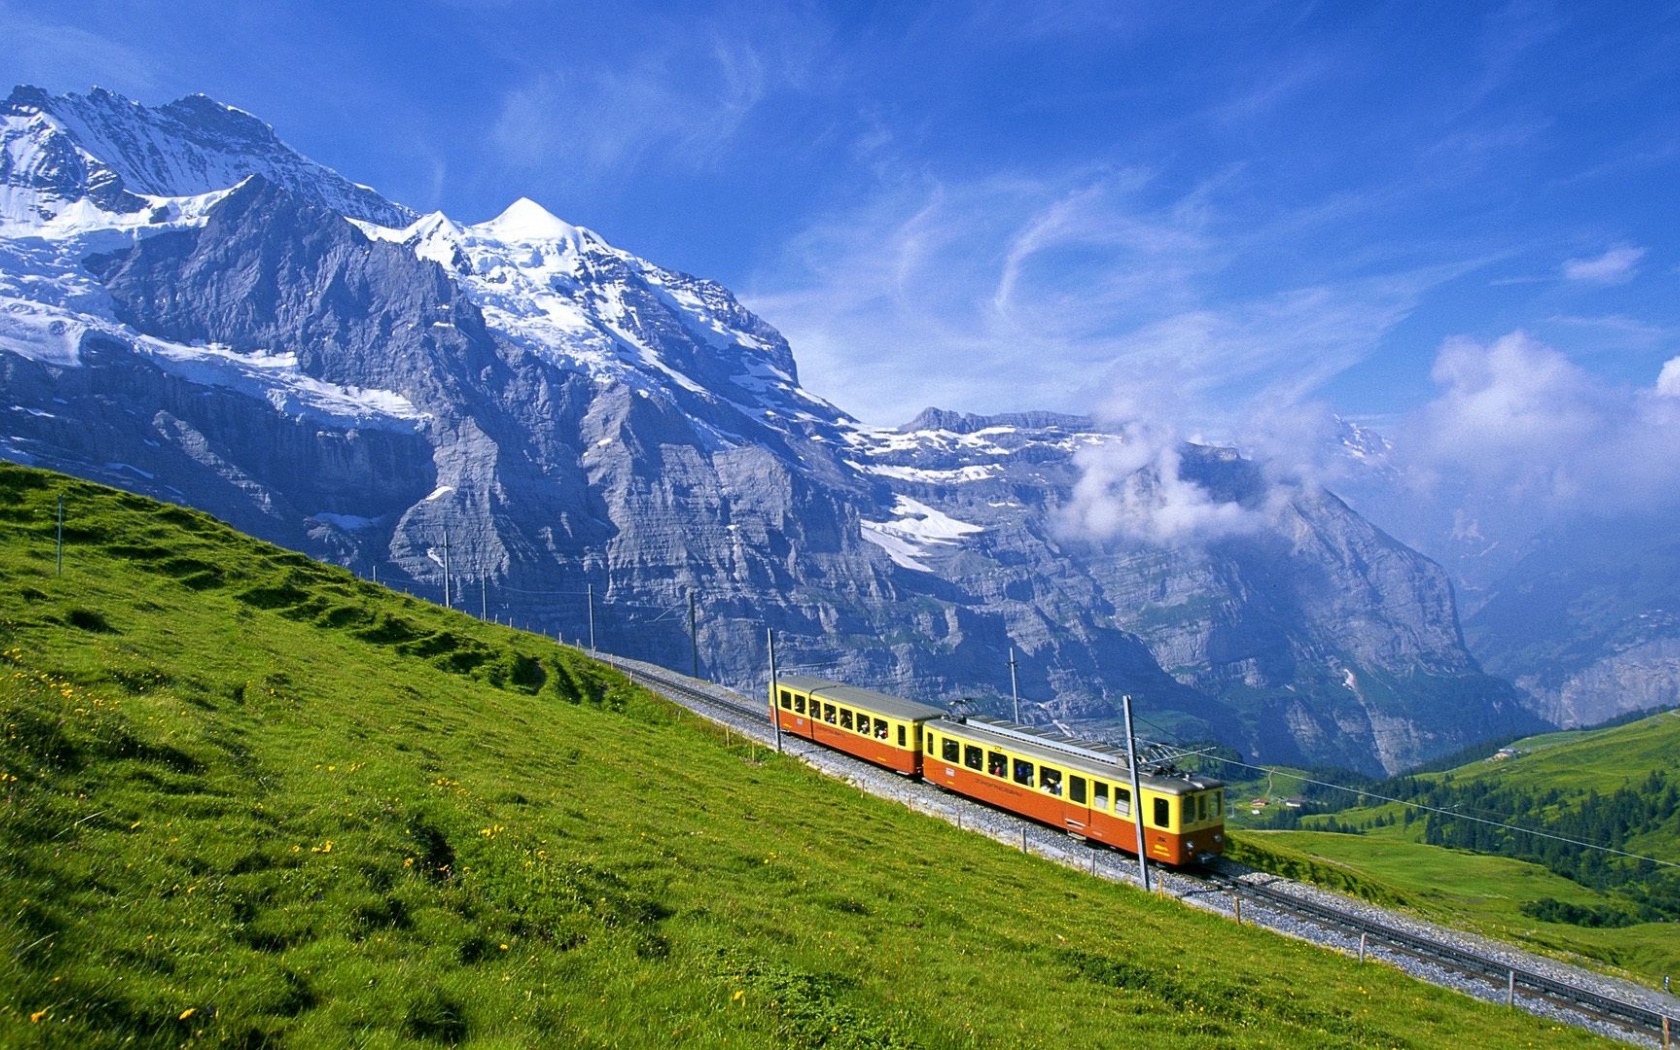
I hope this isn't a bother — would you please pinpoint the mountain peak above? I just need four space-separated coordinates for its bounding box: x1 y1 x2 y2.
0 84 415 228
475 197 583 243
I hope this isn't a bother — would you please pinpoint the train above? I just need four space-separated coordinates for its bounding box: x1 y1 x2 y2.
770 674 1225 866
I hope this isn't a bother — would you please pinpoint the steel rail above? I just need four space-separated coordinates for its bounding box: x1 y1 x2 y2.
1195 868 1676 1041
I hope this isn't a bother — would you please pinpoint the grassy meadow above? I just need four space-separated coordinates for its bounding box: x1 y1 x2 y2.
0 462 1615 1048
1224 712 1680 987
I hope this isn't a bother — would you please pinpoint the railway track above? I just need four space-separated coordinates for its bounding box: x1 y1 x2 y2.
611 656 1679 1047
1191 867 1676 1044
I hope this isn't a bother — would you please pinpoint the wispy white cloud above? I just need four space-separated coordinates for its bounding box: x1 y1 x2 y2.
1657 356 1680 397
1404 332 1680 513
1055 426 1263 544
749 165 1448 428
1561 245 1645 283
489 38 770 177
0 4 160 96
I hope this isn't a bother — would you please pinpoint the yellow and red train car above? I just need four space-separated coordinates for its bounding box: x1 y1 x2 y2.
773 674 945 775
922 714 1224 865
769 676 1225 865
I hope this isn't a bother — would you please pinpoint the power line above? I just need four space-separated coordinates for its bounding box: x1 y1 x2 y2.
1202 752 1678 870
1122 710 1678 869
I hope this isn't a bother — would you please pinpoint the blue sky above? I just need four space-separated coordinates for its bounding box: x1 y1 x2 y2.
4 0 1677 457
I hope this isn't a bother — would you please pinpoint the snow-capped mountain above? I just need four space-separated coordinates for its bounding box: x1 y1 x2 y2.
0 86 1543 774
2 85 413 227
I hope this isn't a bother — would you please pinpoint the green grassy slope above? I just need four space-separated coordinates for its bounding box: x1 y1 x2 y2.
1446 715 1680 803
0 463 1611 1048
1226 712 1680 985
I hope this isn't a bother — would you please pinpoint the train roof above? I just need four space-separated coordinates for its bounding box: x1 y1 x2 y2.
938 715 1223 795
775 675 947 722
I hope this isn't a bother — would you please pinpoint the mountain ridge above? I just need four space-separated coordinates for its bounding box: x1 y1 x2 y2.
0 84 1542 774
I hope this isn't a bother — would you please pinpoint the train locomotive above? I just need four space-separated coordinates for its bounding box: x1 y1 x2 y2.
772 675 1225 866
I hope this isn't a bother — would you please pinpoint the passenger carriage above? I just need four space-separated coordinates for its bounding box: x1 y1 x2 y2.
772 674 945 775
922 715 1225 865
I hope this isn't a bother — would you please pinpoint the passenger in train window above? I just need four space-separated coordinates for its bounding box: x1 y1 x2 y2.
876 722 889 740
963 745 983 771
794 696 806 715
988 752 1007 778
841 709 853 731
1013 759 1034 786
1040 767 1063 796
824 704 837 724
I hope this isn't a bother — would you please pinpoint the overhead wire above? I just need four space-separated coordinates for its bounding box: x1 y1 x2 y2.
1141 723 1680 871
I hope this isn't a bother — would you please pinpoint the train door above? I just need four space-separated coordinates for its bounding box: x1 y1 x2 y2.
1064 774 1093 837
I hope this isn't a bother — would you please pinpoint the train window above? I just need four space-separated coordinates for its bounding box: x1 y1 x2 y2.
1040 767 1063 796
1213 790 1223 816
963 745 983 771
876 720 889 740
987 751 1007 778
1094 781 1109 810
779 690 792 710
824 704 837 724
1183 798 1194 825
1069 776 1087 805
794 695 806 715
1115 787 1131 817
856 714 870 735
840 709 854 731
1013 759 1034 786
942 738 960 763
897 725 906 747
1197 794 1207 822
1153 797 1170 828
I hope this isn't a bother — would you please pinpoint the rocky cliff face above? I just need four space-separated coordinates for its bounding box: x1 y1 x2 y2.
1463 518 1680 728
0 86 1543 774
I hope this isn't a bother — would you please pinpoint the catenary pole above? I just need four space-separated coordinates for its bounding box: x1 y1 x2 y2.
1122 694 1151 892
689 589 699 679
481 576 487 620
767 628 783 754
441 528 452 609
1009 647 1020 722
587 583 596 653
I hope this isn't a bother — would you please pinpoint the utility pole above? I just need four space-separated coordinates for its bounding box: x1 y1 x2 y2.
55 494 64 576
1122 693 1151 893
441 528 452 609
767 628 783 754
587 583 596 653
1009 647 1020 722
481 576 488 620
689 589 699 679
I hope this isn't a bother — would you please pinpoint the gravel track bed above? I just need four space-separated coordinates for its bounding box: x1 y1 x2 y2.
608 655 1679 1047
